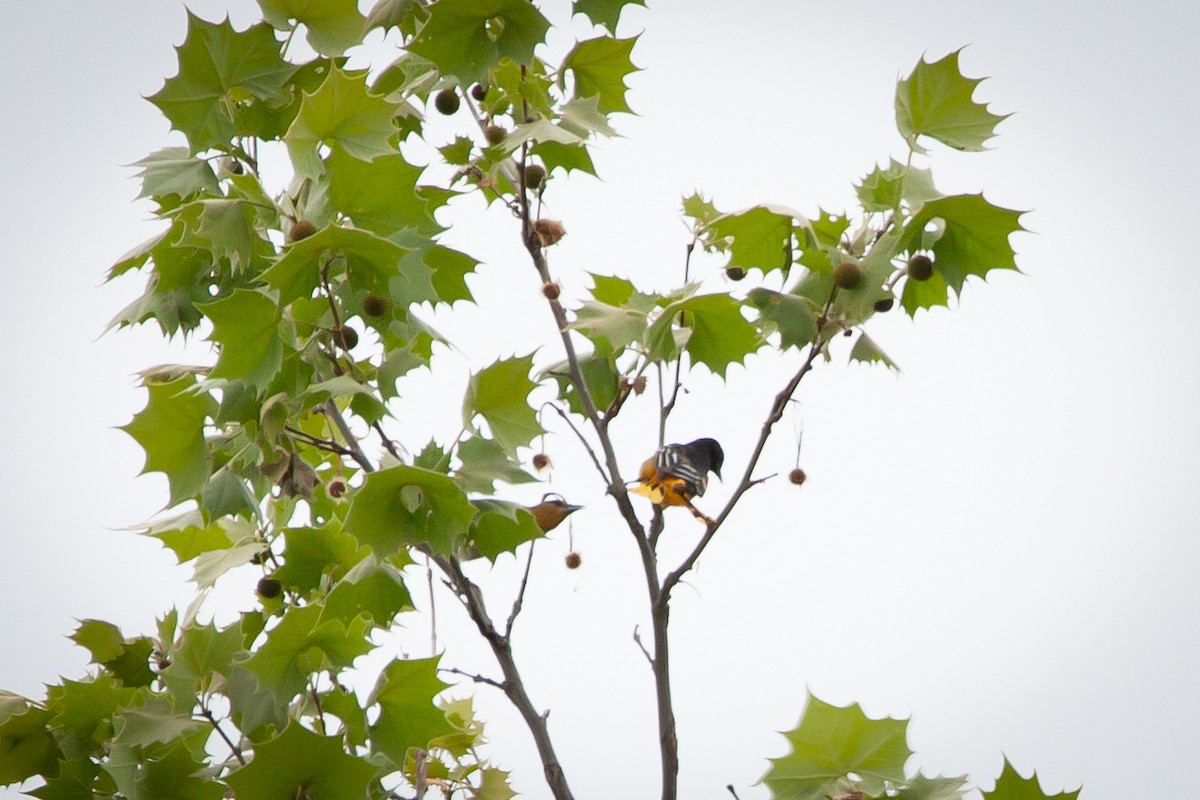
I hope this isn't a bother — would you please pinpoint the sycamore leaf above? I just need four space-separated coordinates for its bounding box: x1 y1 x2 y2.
983 759 1081 800
646 293 762 376
856 159 940 213
477 767 517 800
682 191 721 229
746 288 818 350
896 774 970 800
368 657 457 768
148 12 295 153
70 621 155 689
243 605 372 706
46 675 138 745
901 268 949 316
0 695 58 785
104 741 222 800
132 147 219 202
327 149 442 237
849 331 899 371
365 0 428 37
320 684 369 747
158 621 246 702
708 205 798 275
561 36 640 113
572 0 646 32
225 722 378 799
559 94 618 138
202 290 284 392
463 355 543 454
408 0 551 86
259 0 365 57
543 341 620 417
274 524 366 594
532 140 596 176
467 500 544 561
895 49 1010 153
121 375 215 507
898 194 1026 294
262 225 415 306
572 300 648 351
285 67 400 180
456 436 537 494
761 693 912 800
322 557 413 626
111 695 205 750
344 465 477 555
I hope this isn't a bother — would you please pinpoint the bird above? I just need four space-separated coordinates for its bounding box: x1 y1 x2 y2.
527 493 583 532
631 437 724 524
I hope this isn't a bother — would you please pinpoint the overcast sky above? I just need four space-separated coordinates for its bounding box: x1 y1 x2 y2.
2 2 1198 799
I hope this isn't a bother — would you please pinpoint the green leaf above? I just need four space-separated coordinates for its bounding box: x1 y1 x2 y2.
159 621 246 701
0 694 58 784
561 36 640 113
746 288 818 350
132 147 219 202
368 657 456 767
71 621 156 689
571 300 648 351
111 695 205 750
46 675 139 749
559 94 618 138
408 0 551 87
898 258 945 314
896 774 970 800
572 0 645 32
365 0 428 37
104 741 222 800
344 465 477 555
148 12 295 153
274 524 365 595
477 766 517 800
262 225 415 306
456 436 537 494
682 191 721 229
895 49 1010 153
140 511 236 563
321 684 369 747
761 693 912 800
200 465 259 521
647 293 762 376
849 331 899 371
543 342 620 417
259 0 366 56
983 759 1080 800
463 355 543 454
285 67 401 180
72 620 126 664
424 244 478 305
243 605 372 705
321 557 413 626
25 755 101 800
121 375 215 507
856 159 940 213
467 500 544 562
708 205 798 276
203 289 284 392
328 149 442 237
225 721 378 799
898 194 1026 294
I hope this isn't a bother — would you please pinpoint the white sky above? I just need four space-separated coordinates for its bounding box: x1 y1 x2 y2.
2 2 1198 799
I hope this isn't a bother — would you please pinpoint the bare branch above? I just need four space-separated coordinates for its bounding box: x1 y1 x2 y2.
440 666 506 691
543 401 609 484
199 704 245 766
632 625 654 666
504 542 538 638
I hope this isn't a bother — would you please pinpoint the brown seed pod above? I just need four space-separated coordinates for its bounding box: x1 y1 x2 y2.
327 477 349 498
434 87 460 115
726 266 747 281
541 281 561 301
907 253 934 281
565 552 582 569
788 468 807 486
471 83 488 102
256 577 282 599
484 125 507 146
334 326 359 350
833 262 862 290
362 293 390 318
523 163 546 190
631 375 647 395
873 297 895 313
532 219 566 247
289 219 317 242
532 453 552 471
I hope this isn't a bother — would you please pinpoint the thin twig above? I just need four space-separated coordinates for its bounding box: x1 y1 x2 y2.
284 425 356 458
632 625 654 666
543 402 609 483
504 542 538 637
199 705 246 766
440 666 506 691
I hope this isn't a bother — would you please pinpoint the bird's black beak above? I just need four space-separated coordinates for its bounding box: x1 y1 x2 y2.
563 503 583 515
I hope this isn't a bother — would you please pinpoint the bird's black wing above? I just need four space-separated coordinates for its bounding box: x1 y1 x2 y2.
655 444 708 496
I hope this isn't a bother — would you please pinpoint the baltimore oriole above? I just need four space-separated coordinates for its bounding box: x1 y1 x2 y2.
528 493 582 532
631 438 724 524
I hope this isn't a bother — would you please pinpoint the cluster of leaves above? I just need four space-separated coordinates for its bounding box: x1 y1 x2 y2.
763 695 1080 800
0 0 1058 799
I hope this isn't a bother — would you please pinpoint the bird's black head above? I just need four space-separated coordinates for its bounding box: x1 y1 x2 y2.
685 438 724 479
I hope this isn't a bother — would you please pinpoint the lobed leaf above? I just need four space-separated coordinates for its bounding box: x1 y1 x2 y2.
561 36 640 113
225 721 379 799
120 375 215 508
895 49 1010 153
462 355 543 455
408 0 551 87
285 67 401 180
259 0 366 57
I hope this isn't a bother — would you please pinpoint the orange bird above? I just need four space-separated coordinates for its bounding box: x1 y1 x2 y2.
527 493 582 532
632 438 724 524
